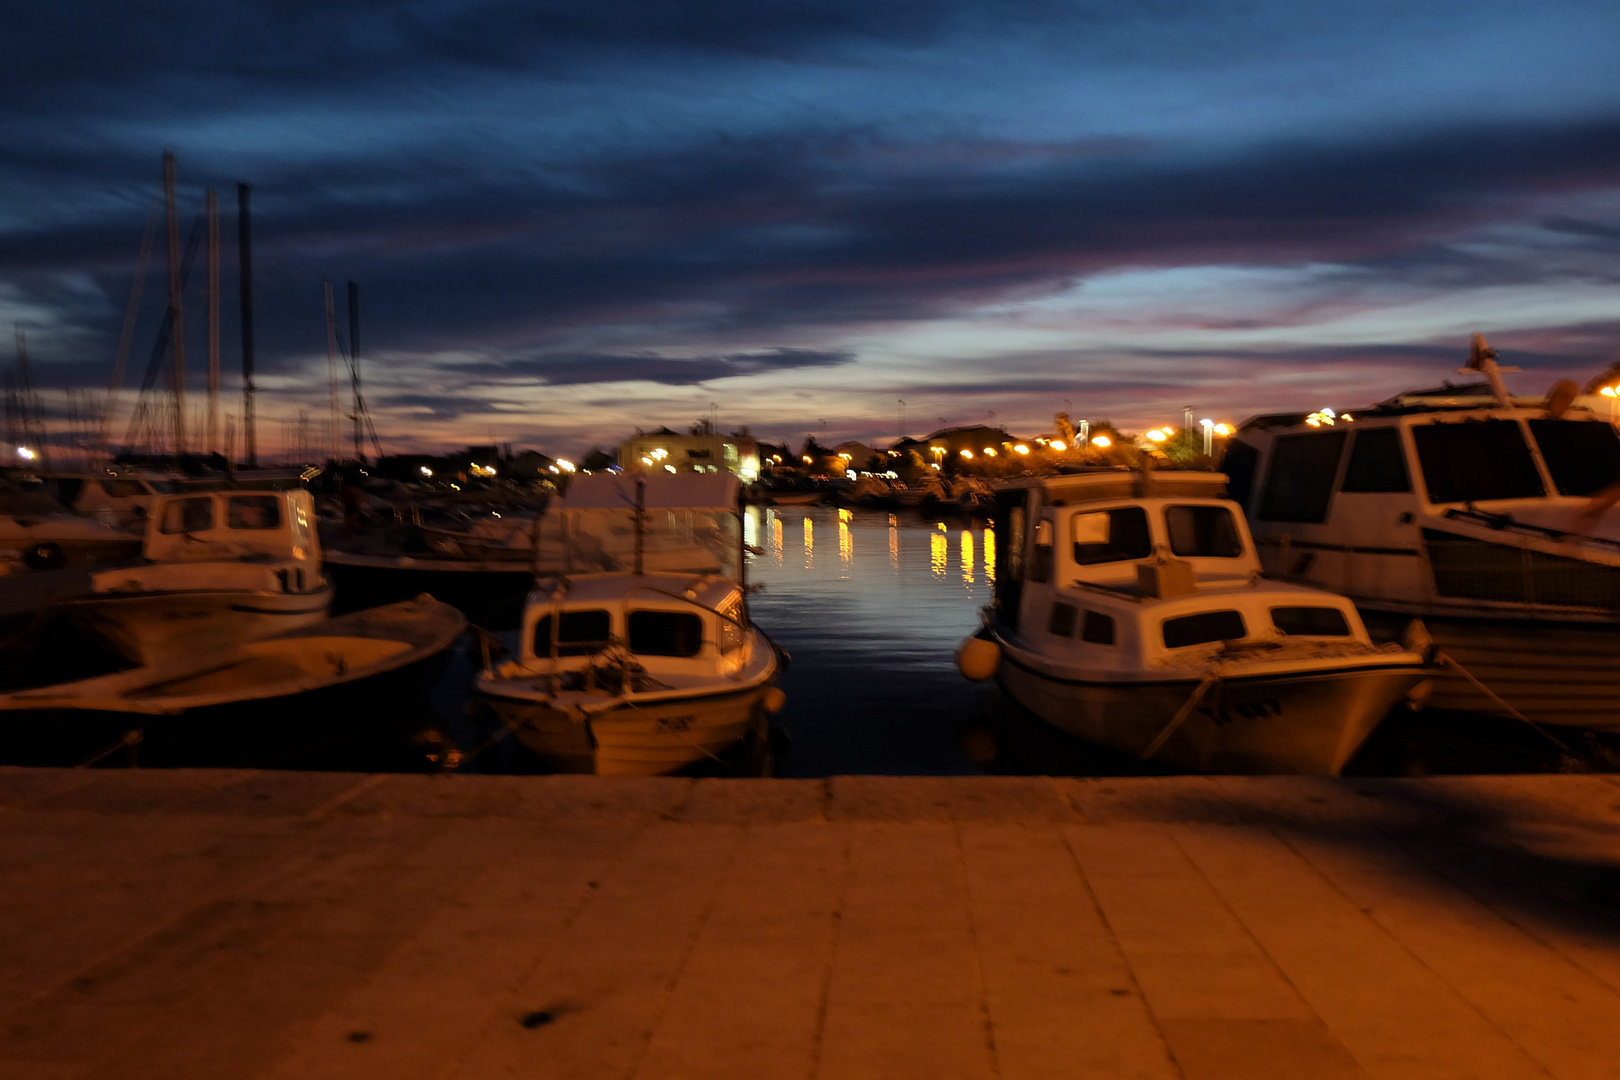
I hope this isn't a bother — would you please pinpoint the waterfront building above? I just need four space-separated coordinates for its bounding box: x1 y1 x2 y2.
617 422 761 480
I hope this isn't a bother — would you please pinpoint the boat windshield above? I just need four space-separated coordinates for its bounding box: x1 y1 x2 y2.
1162 610 1246 649
1071 507 1151 566
532 609 612 657
1271 606 1350 636
1527 419 1620 497
1412 420 1543 503
160 497 214 534
227 495 281 530
628 610 704 657
1164 505 1243 558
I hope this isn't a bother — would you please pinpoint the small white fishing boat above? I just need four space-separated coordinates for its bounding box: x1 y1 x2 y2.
957 470 1432 774
473 473 784 775
54 487 333 665
0 596 465 767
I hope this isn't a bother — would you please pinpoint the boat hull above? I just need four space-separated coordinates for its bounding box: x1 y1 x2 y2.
324 551 535 628
0 593 464 771
996 651 1426 775
1361 610 1620 731
478 682 774 776
58 583 334 666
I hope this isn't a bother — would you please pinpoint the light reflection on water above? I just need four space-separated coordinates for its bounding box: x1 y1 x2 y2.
746 505 994 775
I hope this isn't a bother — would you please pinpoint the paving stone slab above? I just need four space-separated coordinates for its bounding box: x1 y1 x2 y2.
674 778 828 823
827 775 1076 822
333 773 694 821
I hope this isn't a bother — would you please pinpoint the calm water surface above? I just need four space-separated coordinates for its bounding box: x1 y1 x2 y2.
743 505 998 775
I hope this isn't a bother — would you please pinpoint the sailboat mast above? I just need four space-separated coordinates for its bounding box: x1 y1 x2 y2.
237 182 257 468
206 190 220 457
162 152 187 456
348 281 362 462
323 280 341 464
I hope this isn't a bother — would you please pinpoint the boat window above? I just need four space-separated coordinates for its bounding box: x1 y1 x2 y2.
1412 421 1543 503
1048 601 1077 637
1162 610 1247 649
1271 606 1351 636
101 480 146 498
1528 419 1620 497
1071 507 1152 565
227 495 282 530
1081 610 1116 645
1164 505 1243 558
532 609 613 657
1258 432 1346 523
159 496 214 534
1219 440 1260 510
628 611 705 657
1340 428 1411 493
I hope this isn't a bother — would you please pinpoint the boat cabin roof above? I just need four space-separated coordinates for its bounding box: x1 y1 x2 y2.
996 469 1228 506
528 572 741 610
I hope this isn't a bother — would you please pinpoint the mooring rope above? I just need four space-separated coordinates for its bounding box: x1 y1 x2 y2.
74 728 143 769
1138 672 1221 764
1436 650 1577 756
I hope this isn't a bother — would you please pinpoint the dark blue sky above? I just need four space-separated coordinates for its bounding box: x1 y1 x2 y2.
4 0 1620 457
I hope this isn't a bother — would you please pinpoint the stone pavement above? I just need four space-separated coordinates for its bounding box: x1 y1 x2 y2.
3 768 1620 1079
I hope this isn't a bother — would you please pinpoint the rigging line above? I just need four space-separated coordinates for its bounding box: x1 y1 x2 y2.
121 211 206 450
102 209 158 458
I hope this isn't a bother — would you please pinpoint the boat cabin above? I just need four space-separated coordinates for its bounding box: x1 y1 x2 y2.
989 471 1373 673
1224 394 1620 617
141 488 320 563
509 573 753 682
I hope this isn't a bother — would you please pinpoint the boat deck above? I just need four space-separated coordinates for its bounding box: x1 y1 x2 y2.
3 768 1620 1078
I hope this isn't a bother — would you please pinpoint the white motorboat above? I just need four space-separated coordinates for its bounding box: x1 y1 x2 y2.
1226 335 1620 730
0 478 142 568
473 473 784 775
54 486 333 666
957 470 1431 774
0 596 464 767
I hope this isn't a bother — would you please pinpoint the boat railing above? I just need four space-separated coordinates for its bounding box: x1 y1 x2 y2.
1423 528 1620 611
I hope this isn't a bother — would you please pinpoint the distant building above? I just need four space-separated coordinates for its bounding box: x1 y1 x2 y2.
618 422 760 480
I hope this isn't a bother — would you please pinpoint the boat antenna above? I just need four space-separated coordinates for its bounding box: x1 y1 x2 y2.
634 475 646 576
1461 332 1519 409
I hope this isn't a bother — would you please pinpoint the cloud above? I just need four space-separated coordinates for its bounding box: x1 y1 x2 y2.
474 347 854 386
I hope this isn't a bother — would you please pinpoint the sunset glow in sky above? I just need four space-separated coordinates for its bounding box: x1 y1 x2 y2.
4 1 1620 458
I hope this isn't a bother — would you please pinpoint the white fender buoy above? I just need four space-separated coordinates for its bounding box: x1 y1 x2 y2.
956 636 1001 681
762 687 788 713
